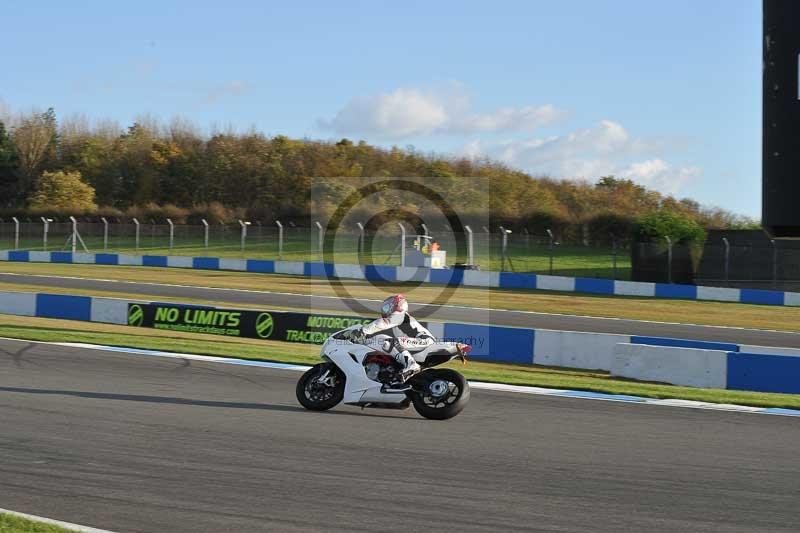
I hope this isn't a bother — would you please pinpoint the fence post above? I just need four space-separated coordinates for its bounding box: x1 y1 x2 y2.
397 222 406 267
464 225 474 266
356 222 365 257
722 237 730 283
522 227 530 248
665 236 673 284
771 239 778 289
132 218 140 252
546 229 555 275
239 220 250 255
610 234 618 280
200 219 209 251
421 223 429 238
101 217 109 251
500 226 512 271
69 216 78 254
314 221 323 258
12 217 19 250
41 217 50 251
166 218 174 253
275 220 283 259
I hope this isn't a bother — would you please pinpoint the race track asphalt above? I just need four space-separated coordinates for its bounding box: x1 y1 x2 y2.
1 338 799 532
2 271 800 348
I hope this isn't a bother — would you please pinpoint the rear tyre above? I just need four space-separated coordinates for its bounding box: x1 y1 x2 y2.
296 363 345 411
409 369 470 420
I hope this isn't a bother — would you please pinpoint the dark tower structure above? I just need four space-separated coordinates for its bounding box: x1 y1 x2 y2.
763 0 800 237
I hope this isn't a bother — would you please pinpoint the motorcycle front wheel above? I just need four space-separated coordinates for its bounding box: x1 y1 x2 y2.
408 368 470 420
296 363 345 411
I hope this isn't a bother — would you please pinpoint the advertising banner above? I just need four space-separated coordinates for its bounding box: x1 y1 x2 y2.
127 303 372 344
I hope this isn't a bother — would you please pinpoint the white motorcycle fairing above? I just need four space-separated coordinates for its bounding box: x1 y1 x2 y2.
320 326 462 405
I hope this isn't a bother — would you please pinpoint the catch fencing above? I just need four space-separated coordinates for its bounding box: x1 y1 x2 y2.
634 231 800 291
0 217 631 279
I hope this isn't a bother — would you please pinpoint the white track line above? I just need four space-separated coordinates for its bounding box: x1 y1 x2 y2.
2 336 796 418
0 507 116 533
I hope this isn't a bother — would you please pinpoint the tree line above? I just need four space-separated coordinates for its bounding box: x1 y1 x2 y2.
0 107 755 244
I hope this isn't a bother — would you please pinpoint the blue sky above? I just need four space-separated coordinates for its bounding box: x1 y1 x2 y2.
1 0 761 216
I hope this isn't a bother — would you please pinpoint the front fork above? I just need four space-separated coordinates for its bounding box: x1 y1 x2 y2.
315 362 336 387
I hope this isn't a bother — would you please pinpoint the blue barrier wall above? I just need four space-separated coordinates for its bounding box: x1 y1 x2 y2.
727 353 800 394
4 251 800 308
2 287 800 394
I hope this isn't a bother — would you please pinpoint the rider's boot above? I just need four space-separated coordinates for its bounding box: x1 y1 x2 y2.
382 352 420 392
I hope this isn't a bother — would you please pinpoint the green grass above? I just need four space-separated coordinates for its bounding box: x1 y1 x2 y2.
2 262 799 333
3 233 631 278
0 513 79 533
2 314 799 410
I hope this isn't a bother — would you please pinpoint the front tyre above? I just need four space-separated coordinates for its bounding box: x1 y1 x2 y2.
296 363 345 411
409 369 470 420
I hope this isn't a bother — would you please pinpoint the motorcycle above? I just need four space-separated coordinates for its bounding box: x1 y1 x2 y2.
296 325 471 420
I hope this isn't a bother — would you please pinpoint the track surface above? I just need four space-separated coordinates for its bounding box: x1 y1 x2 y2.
1 339 799 532
3 271 800 348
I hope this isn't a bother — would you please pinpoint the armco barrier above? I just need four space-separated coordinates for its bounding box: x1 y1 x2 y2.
4 251 800 308
2 289 800 394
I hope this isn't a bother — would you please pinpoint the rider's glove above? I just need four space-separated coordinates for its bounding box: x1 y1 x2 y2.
347 327 365 343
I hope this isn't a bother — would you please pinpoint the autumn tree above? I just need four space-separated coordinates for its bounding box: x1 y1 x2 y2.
11 108 58 196
28 170 97 211
0 121 19 205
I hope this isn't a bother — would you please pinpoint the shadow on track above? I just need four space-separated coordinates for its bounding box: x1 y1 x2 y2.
0 386 418 419
0 342 38 368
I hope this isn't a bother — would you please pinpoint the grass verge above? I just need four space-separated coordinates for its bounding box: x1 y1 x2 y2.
0 513 78 533
6 238 631 278
1 262 800 333
2 314 799 410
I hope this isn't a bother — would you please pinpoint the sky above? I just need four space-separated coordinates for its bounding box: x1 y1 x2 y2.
0 0 762 216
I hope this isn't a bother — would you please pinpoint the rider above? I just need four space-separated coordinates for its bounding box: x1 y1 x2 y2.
350 294 432 385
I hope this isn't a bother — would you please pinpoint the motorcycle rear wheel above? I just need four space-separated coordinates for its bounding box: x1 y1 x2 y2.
296 363 345 411
409 369 470 420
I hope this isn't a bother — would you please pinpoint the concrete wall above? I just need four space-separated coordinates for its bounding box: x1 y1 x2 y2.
612 343 728 389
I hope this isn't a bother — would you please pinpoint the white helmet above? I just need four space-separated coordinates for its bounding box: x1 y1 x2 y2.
381 294 408 317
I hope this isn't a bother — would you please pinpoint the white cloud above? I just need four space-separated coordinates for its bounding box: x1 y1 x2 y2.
319 84 564 138
466 120 701 195
201 80 252 105
621 159 701 194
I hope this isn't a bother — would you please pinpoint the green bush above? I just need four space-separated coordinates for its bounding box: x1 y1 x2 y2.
636 210 706 243
28 170 97 211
